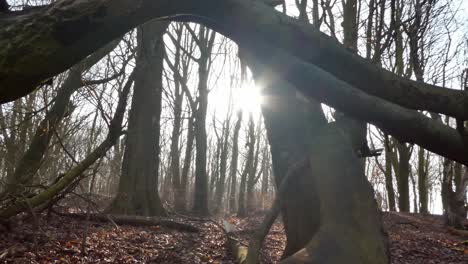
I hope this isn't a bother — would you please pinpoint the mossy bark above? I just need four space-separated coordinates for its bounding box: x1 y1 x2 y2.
0 71 133 219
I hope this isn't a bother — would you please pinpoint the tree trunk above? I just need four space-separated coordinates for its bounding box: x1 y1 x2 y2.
418 146 428 214
384 135 396 211
107 21 167 217
229 110 242 213
180 115 195 212
258 77 325 257
246 115 260 212
281 124 389 264
442 159 467 229
169 43 185 211
260 149 269 210
214 118 231 213
395 141 410 212
238 114 255 217
191 26 215 216
248 50 388 263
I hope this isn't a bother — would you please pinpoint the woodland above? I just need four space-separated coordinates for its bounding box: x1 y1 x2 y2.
0 0 467 263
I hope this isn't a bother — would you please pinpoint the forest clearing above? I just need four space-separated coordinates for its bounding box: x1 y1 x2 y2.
0 0 467 263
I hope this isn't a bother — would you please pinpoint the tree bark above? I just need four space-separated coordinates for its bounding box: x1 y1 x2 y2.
168 25 185 212
2 0 466 122
192 26 215 216
107 21 167 217
418 146 428 214
214 117 231 213
248 49 388 263
238 114 255 217
395 141 410 212
280 124 389 264
384 135 396 211
442 160 468 229
256 75 324 257
1 0 468 167
229 110 242 213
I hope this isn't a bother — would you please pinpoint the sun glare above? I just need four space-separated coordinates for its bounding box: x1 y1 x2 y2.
209 82 264 120
235 83 263 115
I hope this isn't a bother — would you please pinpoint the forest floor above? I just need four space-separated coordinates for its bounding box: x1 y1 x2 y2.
0 210 467 263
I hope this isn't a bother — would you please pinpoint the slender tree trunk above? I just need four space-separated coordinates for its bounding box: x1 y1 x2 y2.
214 119 230 213
238 114 255 217
180 115 195 212
260 150 269 210
169 88 184 211
384 135 396 211
192 62 210 215
192 26 215 216
418 146 428 214
395 141 410 212
229 110 242 213
246 116 260 212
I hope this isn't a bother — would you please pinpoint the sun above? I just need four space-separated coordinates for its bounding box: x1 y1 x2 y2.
208 81 264 121
235 82 264 115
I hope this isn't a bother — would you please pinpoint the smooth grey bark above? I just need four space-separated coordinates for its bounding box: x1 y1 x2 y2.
107 22 167 217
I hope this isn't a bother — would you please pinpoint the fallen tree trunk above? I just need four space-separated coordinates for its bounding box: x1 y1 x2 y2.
1 0 466 167
1 40 120 198
0 71 134 219
55 212 199 233
242 41 468 166
1 0 466 120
